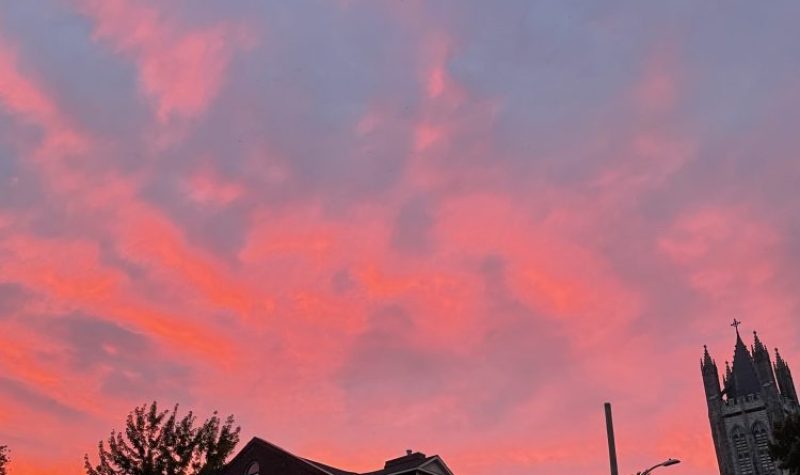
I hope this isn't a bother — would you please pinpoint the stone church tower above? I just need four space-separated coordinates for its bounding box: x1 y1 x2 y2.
701 320 799 475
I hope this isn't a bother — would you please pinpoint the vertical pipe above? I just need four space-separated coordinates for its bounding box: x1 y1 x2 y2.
605 402 619 475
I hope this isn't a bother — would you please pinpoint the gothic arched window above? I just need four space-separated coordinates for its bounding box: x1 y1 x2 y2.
752 422 776 474
731 426 755 475
246 461 260 475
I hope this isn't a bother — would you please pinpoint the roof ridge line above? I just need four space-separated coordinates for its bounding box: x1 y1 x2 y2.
245 437 340 475
303 457 361 475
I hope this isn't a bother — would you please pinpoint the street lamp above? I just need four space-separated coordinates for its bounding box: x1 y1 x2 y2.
637 458 680 475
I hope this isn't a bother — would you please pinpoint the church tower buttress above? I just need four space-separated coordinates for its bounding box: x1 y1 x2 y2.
751 332 783 425
702 345 735 475
774 348 798 404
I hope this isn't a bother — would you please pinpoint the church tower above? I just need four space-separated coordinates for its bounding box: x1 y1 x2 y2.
701 320 800 475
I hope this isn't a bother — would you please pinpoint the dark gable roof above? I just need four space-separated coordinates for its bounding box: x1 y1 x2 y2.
361 454 437 475
303 459 359 475
223 437 332 475
227 438 451 475
308 452 452 475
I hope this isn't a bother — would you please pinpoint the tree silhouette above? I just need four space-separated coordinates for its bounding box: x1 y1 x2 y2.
770 412 800 474
0 445 8 475
84 402 240 475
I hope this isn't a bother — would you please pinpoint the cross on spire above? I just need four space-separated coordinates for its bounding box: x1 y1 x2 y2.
731 318 742 334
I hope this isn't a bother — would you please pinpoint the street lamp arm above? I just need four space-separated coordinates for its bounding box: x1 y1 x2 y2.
637 458 681 475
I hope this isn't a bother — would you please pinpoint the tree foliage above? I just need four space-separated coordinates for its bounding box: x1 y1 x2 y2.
0 445 8 475
84 402 240 475
770 411 800 474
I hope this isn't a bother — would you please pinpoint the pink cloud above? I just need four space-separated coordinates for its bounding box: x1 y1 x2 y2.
183 165 246 206
659 206 795 334
635 43 681 113
1 3 800 475
75 0 253 122
0 37 87 155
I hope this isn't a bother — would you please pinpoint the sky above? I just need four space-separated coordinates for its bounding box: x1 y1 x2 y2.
1 1 800 474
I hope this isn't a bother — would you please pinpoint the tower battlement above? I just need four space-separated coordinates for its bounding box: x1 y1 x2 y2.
721 393 763 412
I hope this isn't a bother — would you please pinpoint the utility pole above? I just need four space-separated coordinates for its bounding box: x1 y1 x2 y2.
605 402 619 475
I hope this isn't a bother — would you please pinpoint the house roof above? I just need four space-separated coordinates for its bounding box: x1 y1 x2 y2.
363 454 436 475
225 438 334 475
307 452 453 475
228 437 453 475
302 459 359 475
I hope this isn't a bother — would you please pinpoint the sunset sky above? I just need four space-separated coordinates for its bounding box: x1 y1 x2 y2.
2 1 800 474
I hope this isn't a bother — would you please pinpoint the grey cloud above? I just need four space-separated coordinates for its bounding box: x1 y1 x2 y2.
0 0 149 143
339 304 453 400
51 315 193 401
55 315 149 368
0 117 47 212
331 268 356 294
0 376 87 421
141 175 252 260
470 255 577 422
337 257 578 430
391 196 437 255
0 282 31 317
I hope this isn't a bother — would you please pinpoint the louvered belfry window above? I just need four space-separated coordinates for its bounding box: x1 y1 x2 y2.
732 427 755 475
752 423 776 474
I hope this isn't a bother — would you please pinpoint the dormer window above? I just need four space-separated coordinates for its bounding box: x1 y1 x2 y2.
246 461 260 475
